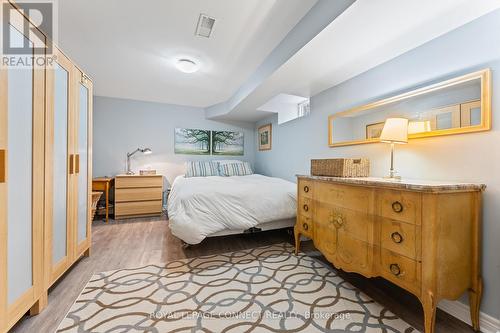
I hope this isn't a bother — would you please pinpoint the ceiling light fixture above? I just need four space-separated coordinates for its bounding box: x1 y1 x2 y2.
175 58 200 73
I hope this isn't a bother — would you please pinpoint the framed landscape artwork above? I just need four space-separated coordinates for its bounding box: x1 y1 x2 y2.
174 128 211 155
174 128 244 155
365 122 385 139
258 123 272 151
211 131 244 155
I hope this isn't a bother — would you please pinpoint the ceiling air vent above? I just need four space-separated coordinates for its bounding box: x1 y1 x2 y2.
195 14 216 38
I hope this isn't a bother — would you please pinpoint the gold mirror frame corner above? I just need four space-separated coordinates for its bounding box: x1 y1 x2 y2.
328 68 492 148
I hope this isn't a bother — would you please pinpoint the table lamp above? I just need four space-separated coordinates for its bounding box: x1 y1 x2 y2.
126 147 152 175
380 118 408 180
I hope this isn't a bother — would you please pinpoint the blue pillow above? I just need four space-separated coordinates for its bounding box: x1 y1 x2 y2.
220 162 253 176
185 161 220 177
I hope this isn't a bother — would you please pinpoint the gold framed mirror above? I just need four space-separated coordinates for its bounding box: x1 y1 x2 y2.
328 69 491 147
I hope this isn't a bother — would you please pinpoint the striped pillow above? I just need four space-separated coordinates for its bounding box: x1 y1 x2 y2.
185 161 220 178
220 162 253 176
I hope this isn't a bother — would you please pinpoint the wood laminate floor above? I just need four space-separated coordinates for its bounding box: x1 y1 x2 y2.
10 216 476 333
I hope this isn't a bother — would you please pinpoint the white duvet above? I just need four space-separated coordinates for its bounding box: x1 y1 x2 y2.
168 174 297 244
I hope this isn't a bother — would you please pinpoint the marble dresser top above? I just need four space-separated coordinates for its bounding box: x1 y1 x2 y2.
297 175 486 193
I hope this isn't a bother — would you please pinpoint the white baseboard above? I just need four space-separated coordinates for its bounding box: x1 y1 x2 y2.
438 300 500 333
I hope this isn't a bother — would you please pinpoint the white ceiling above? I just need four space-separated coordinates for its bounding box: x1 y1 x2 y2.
257 93 308 113
57 0 317 107
222 0 500 122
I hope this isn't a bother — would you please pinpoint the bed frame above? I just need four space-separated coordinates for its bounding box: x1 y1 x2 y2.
180 218 295 248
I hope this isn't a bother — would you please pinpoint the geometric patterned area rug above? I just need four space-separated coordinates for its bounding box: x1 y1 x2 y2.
57 243 418 332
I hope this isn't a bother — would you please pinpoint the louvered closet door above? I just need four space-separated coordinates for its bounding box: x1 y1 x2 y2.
0 5 46 332
74 70 93 257
45 48 75 286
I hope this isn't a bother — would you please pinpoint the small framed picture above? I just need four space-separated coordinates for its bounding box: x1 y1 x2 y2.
258 123 272 151
365 122 385 139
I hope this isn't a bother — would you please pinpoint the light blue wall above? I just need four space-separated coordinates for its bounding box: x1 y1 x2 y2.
93 96 255 186
255 10 500 318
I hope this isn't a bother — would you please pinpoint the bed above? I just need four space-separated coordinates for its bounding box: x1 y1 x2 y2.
167 174 297 244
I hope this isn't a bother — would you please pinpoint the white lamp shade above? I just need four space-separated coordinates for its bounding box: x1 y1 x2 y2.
380 118 409 144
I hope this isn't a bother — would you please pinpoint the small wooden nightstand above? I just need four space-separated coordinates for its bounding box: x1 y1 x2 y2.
114 174 163 219
92 177 114 223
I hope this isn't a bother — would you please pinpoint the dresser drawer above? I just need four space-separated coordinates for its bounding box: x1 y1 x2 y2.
315 182 373 214
115 187 163 202
379 248 420 295
115 200 162 217
298 197 313 218
316 202 375 244
115 175 162 189
313 215 337 258
298 179 313 198
380 219 419 259
296 215 313 238
336 234 374 275
378 190 421 225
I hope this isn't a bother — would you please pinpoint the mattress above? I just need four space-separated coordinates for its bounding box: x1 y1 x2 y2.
167 174 297 244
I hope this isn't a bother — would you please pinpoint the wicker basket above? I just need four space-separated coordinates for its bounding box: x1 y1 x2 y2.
311 158 370 177
91 191 103 221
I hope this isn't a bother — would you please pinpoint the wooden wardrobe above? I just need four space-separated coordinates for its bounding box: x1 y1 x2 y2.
0 2 93 332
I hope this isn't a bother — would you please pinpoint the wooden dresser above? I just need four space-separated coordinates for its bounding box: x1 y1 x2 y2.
114 175 163 219
294 175 485 333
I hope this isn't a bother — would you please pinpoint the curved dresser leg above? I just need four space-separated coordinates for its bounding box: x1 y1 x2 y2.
469 276 483 332
294 227 301 255
422 291 436 333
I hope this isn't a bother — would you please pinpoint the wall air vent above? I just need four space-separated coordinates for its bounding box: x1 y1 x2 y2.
195 14 216 38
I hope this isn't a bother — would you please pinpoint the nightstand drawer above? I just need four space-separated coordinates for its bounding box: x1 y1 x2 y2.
115 175 162 188
115 187 162 202
115 200 162 217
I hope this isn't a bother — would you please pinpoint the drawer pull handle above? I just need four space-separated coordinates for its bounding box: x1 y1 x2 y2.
75 154 80 174
0 150 5 183
303 185 310 193
391 232 403 244
390 263 401 276
303 204 309 212
392 201 404 213
69 154 74 174
302 223 309 231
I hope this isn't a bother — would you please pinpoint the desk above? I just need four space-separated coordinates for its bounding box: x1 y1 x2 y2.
92 177 114 223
